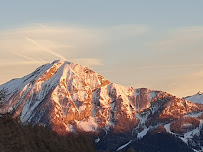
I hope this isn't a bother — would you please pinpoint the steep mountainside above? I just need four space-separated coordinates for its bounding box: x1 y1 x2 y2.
0 60 203 152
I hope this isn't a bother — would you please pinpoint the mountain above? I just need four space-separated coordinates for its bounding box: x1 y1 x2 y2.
185 91 203 104
0 60 203 152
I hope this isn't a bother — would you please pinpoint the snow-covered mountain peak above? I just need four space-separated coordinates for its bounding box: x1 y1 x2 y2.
0 60 111 118
185 91 203 104
51 59 68 64
197 91 203 95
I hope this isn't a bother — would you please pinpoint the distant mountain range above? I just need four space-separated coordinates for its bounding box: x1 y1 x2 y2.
0 60 203 152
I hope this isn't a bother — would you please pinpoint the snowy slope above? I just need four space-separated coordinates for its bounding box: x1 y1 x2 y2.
185 91 203 104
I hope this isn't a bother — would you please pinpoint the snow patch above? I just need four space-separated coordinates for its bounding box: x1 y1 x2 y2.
149 91 156 100
77 117 98 132
181 123 192 128
117 140 132 151
137 127 149 139
164 123 173 134
136 113 148 125
185 92 203 104
95 138 100 143
78 105 86 112
180 120 203 144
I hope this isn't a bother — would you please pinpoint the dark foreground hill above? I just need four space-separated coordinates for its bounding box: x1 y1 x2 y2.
0 114 96 152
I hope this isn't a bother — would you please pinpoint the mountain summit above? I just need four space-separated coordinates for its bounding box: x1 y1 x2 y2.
0 60 203 151
0 60 111 132
185 91 203 104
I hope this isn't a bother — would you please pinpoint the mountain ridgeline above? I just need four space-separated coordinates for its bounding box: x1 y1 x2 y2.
0 60 203 152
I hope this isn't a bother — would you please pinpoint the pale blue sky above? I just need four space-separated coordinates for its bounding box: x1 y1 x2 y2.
0 1 203 97
1 1 203 28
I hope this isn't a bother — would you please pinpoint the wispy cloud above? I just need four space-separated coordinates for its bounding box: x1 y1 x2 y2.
14 52 37 61
0 24 105 67
0 23 150 83
0 61 45 67
150 26 203 51
25 37 67 60
0 23 150 67
0 24 109 84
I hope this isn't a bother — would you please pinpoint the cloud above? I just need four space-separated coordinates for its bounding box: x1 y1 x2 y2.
150 26 203 51
0 23 150 66
0 24 105 66
0 61 45 67
25 37 67 60
0 23 150 84
0 24 107 84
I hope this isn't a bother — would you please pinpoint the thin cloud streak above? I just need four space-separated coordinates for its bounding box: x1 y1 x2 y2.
0 24 109 68
150 26 203 51
0 61 46 66
14 52 37 61
25 37 67 60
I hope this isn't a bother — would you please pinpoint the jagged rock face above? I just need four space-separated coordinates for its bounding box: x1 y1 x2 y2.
0 60 203 151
